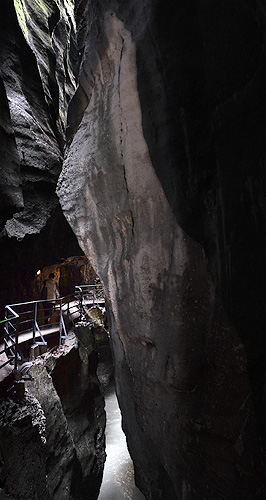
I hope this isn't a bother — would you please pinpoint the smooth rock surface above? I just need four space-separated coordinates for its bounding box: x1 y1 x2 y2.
58 2 266 499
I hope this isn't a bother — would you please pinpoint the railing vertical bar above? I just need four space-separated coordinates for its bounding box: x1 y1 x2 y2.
59 298 63 346
4 307 9 339
14 314 19 370
1 285 104 371
80 289 83 317
33 302 37 343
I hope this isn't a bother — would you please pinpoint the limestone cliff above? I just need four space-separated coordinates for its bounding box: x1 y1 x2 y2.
58 1 266 499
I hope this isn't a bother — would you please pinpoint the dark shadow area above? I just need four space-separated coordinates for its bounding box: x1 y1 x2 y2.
115 0 266 444
0 205 83 318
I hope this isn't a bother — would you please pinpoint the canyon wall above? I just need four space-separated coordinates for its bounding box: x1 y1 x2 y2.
58 1 266 499
0 0 266 499
0 0 82 312
0 333 105 500
0 0 75 237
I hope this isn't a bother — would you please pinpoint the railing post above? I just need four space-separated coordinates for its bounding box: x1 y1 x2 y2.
80 288 83 316
14 314 19 370
4 308 9 360
33 302 37 343
59 298 63 346
4 307 9 337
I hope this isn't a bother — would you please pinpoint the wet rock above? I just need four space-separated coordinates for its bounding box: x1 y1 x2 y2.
74 322 113 388
74 322 97 354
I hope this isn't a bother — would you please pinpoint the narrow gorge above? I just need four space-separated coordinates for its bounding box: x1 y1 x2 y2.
1 1 266 499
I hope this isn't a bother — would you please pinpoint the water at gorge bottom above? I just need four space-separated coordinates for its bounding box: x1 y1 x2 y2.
98 383 146 500
0 384 146 500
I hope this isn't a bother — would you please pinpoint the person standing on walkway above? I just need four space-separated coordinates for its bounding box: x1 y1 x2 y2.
41 273 60 323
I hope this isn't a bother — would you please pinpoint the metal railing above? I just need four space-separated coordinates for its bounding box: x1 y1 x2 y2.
0 311 19 370
0 284 104 372
75 284 104 317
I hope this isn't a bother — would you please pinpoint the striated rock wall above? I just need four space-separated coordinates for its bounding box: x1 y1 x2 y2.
0 0 80 312
0 0 76 238
58 1 266 499
0 332 105 500
0 77 23 229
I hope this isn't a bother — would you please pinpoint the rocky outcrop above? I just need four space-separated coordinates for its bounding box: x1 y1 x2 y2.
0 333 105 500
58 2 266 499
0 0 75 238
0 392 47 500
0 78 23 230
0 0 80 312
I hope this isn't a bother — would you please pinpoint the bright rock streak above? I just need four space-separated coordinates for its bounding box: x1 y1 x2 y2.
98 384 146 500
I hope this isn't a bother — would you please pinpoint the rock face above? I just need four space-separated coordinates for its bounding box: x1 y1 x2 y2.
0 333 105 500
0 392 47 500
57 1 266 499
1 1 266 499
0 0 80 313
0 0 75 237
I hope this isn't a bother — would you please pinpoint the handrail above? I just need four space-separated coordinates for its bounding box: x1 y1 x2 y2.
0 317 14 324
75 284 104 315
3 306 20 369
0 284 104 373
5 293 78 309
78 285 103 290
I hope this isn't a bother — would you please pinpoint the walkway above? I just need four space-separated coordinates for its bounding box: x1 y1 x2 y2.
0 284 105 374
2 299 104 348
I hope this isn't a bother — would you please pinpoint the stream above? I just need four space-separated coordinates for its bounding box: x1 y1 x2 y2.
0 384 146 500
98 383 146 500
